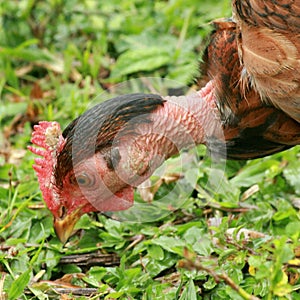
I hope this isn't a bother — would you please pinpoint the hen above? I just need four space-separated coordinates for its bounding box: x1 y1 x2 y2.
29 0 300 243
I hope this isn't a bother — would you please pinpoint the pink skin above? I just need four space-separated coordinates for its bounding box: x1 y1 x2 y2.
29 81 220 240
28 121 66 217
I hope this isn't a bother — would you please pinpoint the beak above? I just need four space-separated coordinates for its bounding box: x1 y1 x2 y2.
54 207 83 243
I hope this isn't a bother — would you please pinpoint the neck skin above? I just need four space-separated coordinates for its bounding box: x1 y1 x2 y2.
64 81 221 214
114 80 221 188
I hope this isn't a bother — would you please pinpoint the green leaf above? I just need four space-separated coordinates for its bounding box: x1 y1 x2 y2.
0 42 54 63
151 236 186 255
110 47 171 79
27 286 48 300
283 160 300 194
272 208 296 222
104 291 124 299
179 279 197 300
8 269 31 300
272 270 292 297
148 244 165 260
230 159 280 187
285 221 300 239
144 252 177 277
0 102 28 119
62 264 82 274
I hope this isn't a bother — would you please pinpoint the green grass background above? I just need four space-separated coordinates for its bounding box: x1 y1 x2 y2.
0 0 300 299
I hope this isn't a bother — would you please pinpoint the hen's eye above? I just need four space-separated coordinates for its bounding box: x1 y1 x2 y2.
76 173 95 187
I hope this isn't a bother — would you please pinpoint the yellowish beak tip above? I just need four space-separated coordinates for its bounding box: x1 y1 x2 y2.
54 208 82 243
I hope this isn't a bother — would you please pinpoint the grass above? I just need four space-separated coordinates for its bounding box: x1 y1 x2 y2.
1 0 300 299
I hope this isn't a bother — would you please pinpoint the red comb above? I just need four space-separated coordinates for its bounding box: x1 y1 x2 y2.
28 121 66 210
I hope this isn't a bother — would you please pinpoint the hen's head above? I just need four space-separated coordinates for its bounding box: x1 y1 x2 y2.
29 93 164 243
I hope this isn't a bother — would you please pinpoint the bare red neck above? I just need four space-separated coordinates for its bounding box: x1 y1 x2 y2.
112 81 220 187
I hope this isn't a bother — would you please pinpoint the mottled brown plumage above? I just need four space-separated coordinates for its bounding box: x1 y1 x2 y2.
233 0 300 122
202 17 300 159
